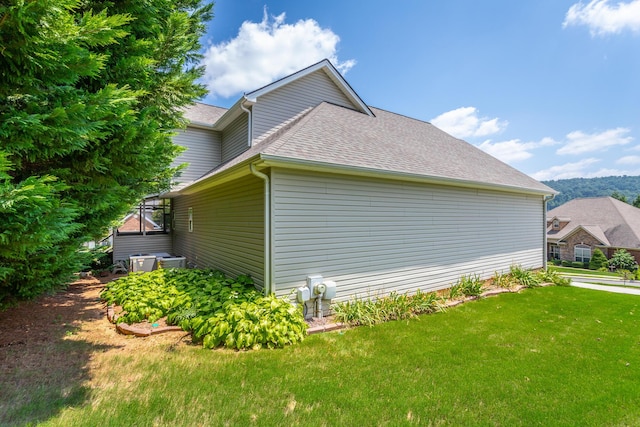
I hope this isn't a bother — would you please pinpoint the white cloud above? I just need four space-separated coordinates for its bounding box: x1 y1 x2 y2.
531 158 601 180
430 107 507 139
556 127 633 155
201 9 355 99
477 137 558 164
617 155 640 164
564 0 640 36
532 157 640 180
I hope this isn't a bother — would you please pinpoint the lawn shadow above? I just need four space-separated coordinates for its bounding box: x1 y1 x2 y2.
0 277 122 426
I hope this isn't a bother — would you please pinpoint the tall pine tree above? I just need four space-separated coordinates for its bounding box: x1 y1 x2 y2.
0 0 212 302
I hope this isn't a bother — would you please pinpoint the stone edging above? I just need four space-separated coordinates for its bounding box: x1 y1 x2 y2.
307 322 345 335
107 305 183 337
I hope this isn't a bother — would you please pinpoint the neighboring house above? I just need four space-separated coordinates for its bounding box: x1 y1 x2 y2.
547 196 640 264
118 213 162 233
114 59 556 312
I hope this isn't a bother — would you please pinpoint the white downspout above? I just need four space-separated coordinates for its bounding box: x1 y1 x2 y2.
543 194 555 270
240 98 253 147
250 163 271 295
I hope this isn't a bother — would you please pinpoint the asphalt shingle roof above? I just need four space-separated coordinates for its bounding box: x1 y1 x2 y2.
182 102 227 125
186 102 555 195
547 197 640 248
258 103 554 193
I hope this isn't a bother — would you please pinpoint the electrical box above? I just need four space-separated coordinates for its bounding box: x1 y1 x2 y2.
306 274 324 289
323 280 337 299
296 286 311 303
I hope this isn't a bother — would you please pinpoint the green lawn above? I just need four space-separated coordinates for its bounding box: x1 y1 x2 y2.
37 287 640 426
549 265 621 278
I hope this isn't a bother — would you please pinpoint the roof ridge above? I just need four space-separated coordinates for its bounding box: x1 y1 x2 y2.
609 197 640 243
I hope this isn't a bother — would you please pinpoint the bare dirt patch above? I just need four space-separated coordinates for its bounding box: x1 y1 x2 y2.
0 273 189 426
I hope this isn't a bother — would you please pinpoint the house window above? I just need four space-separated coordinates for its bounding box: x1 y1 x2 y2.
575 245 591 263
552 219 560 229
549 244 560 260
117 198 170 235
188 207 193 233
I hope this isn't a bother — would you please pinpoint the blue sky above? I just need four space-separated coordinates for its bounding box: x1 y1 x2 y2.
198 0 640 181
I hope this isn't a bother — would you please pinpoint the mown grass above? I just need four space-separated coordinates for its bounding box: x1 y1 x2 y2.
27 287 640 426
549 265 620 278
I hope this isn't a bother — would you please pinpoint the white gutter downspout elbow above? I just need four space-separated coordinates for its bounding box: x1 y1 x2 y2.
250 163 271 295
543 194 555 270
240 97 253 147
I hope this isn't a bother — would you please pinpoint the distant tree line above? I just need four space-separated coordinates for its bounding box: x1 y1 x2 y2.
543 176 640 209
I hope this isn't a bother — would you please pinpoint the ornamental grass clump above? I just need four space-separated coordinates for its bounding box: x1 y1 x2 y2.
536 269 571 287
333 289 442 326
492 270 515 289
510 265 542 288
100 269 306 350
457 274 485 297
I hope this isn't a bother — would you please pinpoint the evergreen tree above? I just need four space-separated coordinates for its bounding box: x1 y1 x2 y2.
588 248 608 270
0 0 212 303
633 195 640 208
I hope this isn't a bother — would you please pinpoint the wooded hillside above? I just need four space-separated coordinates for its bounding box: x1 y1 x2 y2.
542 176 640 209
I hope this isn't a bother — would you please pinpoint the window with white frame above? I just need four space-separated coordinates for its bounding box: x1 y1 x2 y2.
549 244 560 260
575 245 591 263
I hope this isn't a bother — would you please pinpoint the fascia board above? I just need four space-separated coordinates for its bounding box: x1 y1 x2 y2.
245 59 374 117
212 98 244 131
561 225 608 246
176 157 258 195
258 154 555 197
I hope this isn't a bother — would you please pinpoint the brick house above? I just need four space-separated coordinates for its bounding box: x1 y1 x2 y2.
547 196 640 264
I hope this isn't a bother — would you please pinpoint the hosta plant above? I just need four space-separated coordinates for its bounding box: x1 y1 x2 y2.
101 269 305 350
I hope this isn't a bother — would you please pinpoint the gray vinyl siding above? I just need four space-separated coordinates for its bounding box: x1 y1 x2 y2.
112 234 172 261
221 113 249 162
172 174 265 289
252 70 356 144
171 126 221 184
271 169 544 303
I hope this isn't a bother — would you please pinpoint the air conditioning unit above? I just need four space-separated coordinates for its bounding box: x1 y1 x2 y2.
158 256 186 269
130 255 157 272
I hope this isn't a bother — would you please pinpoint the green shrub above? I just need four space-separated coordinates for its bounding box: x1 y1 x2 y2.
552 259 562 266
561 260 573 267
589 248 608 270
101 269 306 350
609 249 637 271
571 261 584 268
